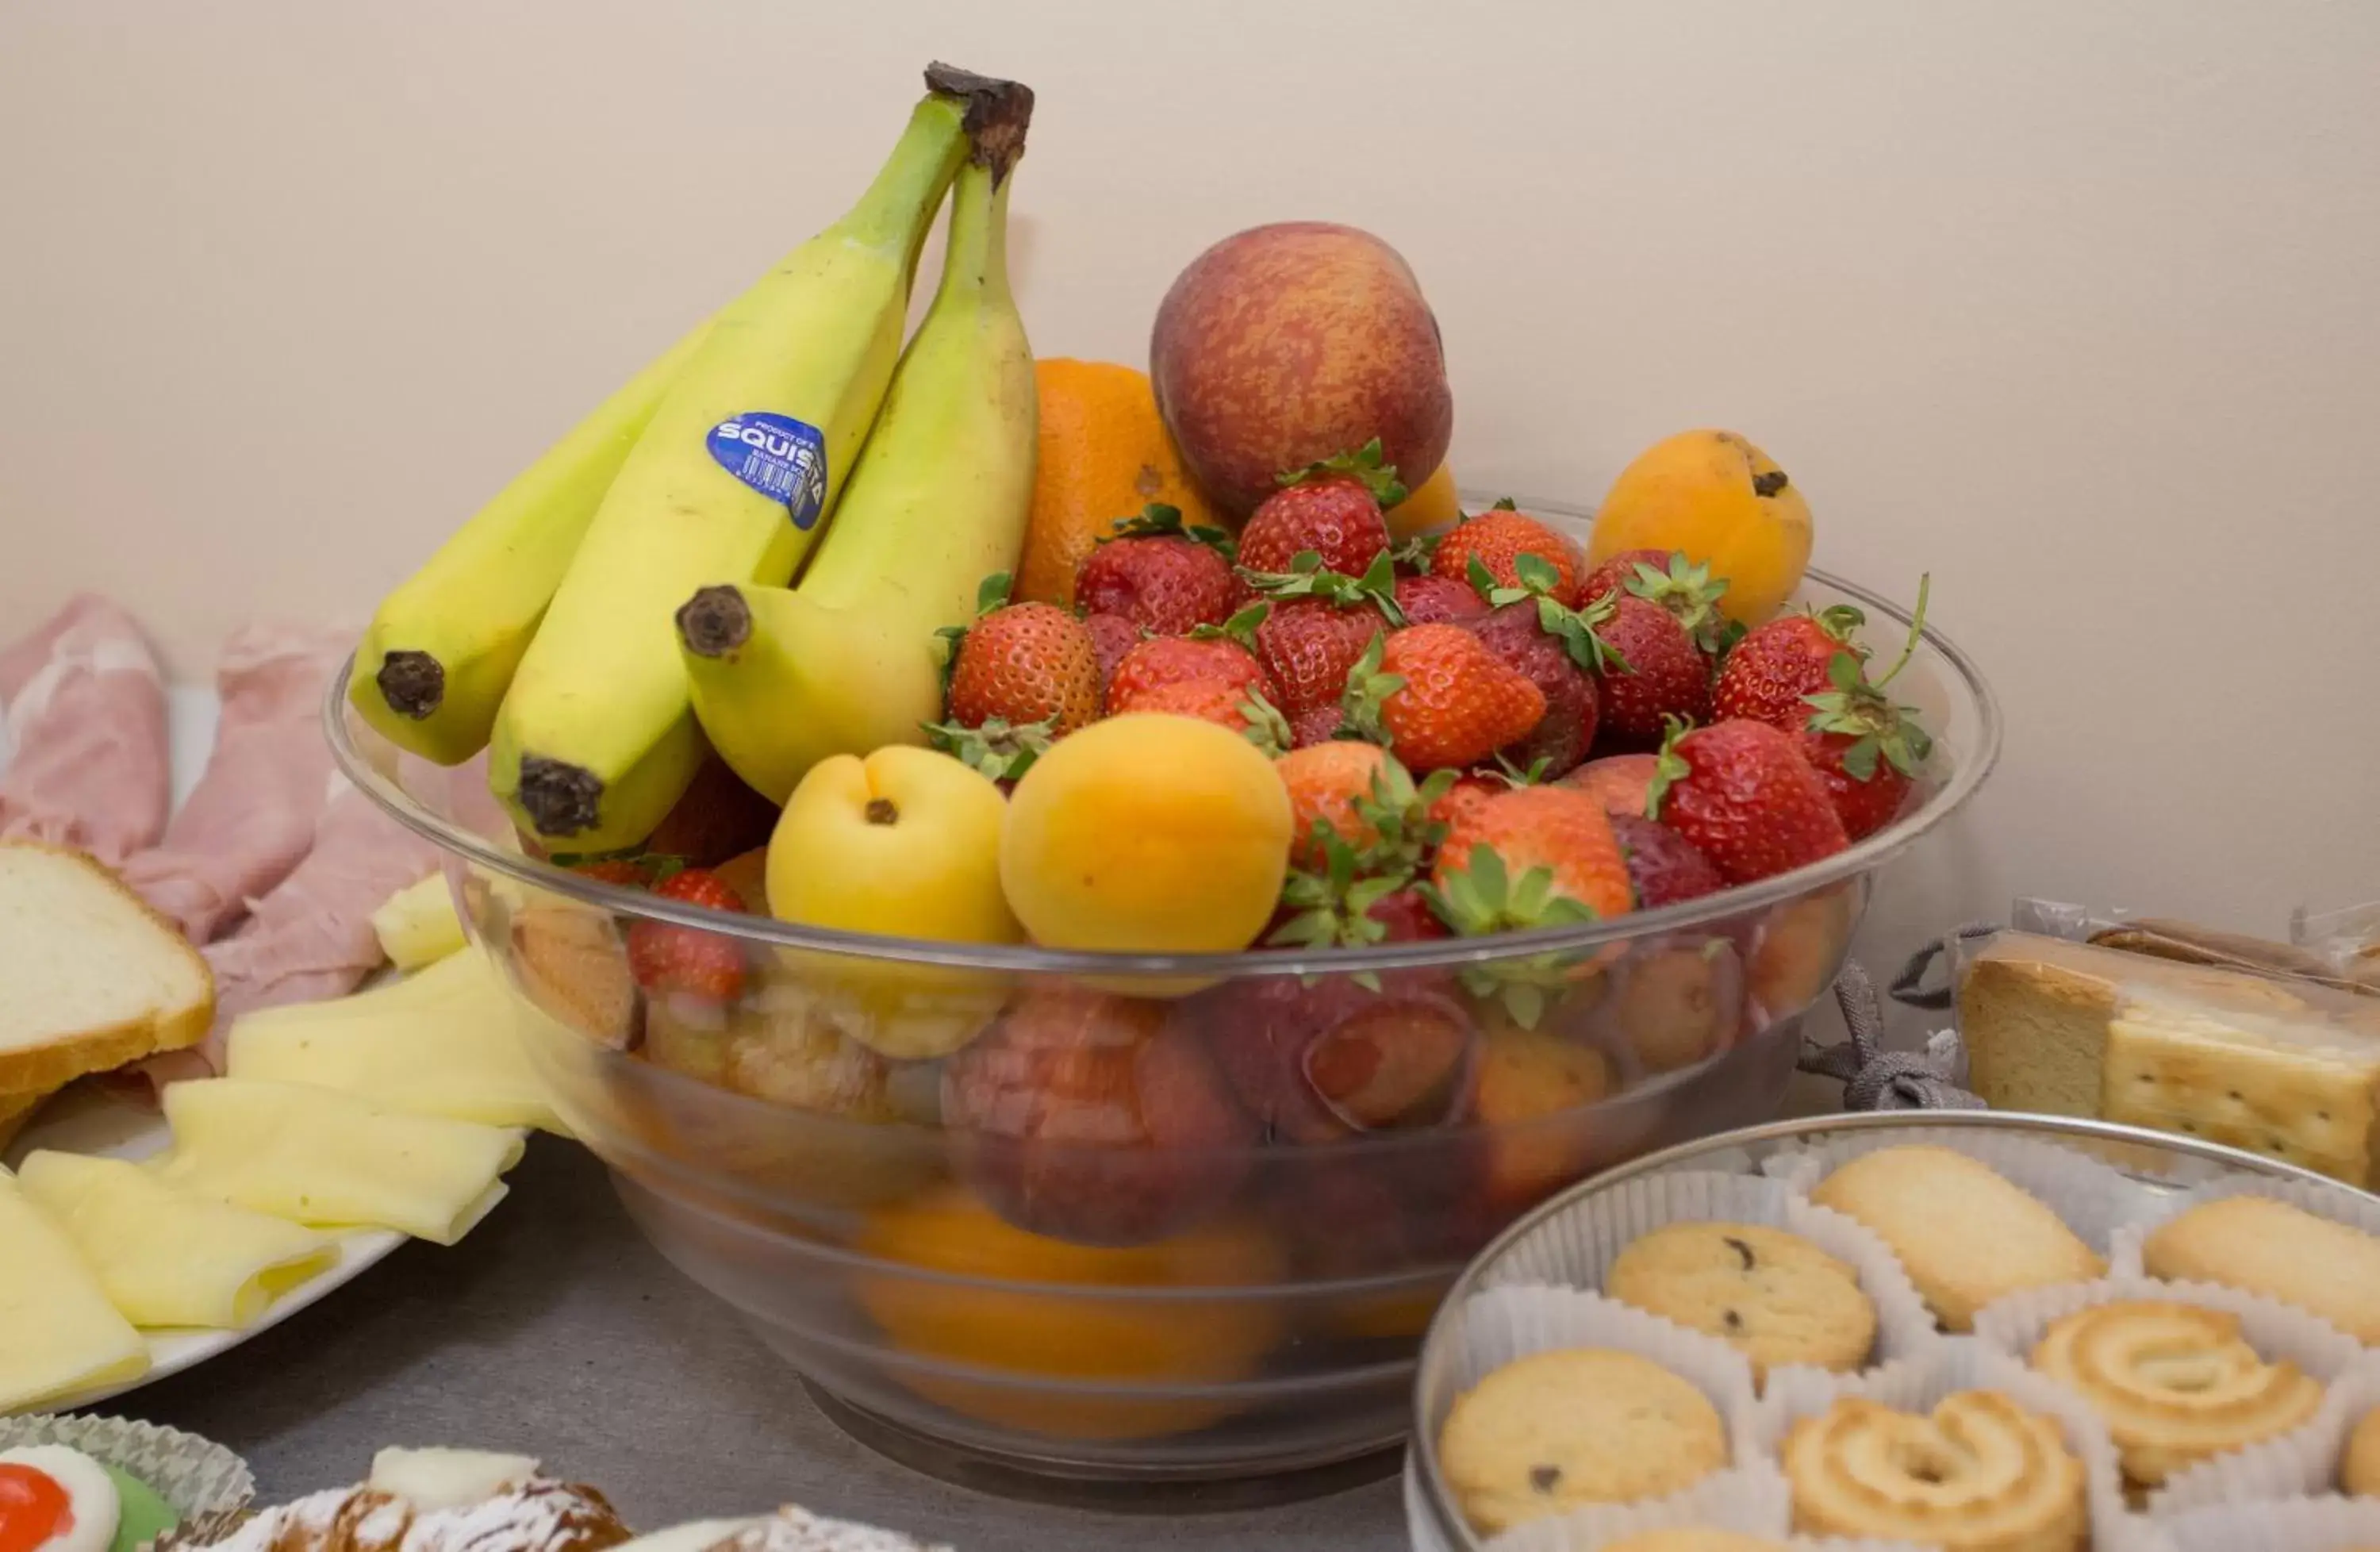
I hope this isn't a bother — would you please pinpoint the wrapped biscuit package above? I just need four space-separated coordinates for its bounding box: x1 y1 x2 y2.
1476 1167 1937 1379
1968 1274 2367 1512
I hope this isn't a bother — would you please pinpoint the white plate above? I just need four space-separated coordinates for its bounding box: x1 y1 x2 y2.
1 682 408 1415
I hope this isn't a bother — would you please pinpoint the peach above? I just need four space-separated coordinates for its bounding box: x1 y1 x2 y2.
1150 222 1453 516
1560 753 1663 820
1470 1024 1615 1215
942 985 1254 1245
1748 884 1859 1018
1000 713 1292 956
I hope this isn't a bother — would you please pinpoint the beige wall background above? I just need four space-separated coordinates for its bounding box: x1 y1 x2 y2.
3 1 2374 987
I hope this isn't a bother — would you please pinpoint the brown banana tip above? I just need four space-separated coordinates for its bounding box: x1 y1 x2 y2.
517 755 606 838
677 585 754 658
924 61 1034 182
376 650 445 719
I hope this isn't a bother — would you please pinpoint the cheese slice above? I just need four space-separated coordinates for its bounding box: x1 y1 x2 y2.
225 951 566 1135
156 1078 525 1244
15 1149 338 1329
0 1170 148 1410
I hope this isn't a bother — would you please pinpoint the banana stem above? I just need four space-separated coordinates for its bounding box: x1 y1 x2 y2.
837 94 970 255
935 159 1015 305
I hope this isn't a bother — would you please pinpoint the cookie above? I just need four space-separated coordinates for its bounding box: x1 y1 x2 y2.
1600 1533 1783 1552
1606 1221 1877 1380
1784 1389 2086 1550
1438 1347 1729 1534
2029 1299 2323 1487
2143 1195 2380 1343
1809 1146 2102 1331
2342 1405 2380 1495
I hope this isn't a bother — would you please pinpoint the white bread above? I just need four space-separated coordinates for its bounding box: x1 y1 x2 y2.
0 840 213 1097
0 1089 38 1149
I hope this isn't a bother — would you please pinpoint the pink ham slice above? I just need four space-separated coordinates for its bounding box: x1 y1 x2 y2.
119 623 351 943
0 594 171 864
134 774 447 1085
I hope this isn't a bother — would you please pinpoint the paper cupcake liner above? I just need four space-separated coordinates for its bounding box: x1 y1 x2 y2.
2157 1493 2380 1552
1479 1455 1944 1551
1750 1337 2140 1550
1476 1167 1937 1381
1407 1449 1465 1552
0 1413 254 1546
1761 1124 2158 1253
1967 1273 2368 1513
2149 1354 2380 1516
2111 1174 2380 1278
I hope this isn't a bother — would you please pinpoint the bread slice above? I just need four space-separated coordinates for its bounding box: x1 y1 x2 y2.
0 1089 39 1150
0 841 213 1097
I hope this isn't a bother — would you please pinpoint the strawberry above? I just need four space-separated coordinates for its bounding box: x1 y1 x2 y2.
1127 678 1291 754
1276 741 1393 867
1648 718 1849 884
1430 507 1585 608
932 576 1101 780
1081 613 1142 707
1200 973 1473 1140
1105 609 1276 713
1265 837 1455 955
1288 702 1345 748
1469 601 1599 779
1579 547 1675 607
1074 505 1242 635
1593 594 1713 747
1253 597 1392 715
1429 786 1635 926
1583 549 1737 657
1606 812 1724 908
1427 773 1503 835
625 866 749 1002
1394 571 1490 627
1795 577 1934 840
1342 625 1546 773
566 857 652 888
1711 602 1866 728
1237 441 1401 577
1557 752 1662 819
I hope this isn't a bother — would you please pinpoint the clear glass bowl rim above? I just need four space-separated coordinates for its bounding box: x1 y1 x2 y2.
327 546 2000 982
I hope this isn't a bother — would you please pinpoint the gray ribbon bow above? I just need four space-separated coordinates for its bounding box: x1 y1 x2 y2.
1795 930 2000 1111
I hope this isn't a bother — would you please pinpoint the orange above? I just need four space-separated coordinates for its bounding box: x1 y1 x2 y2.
1384 459 1461 540
854 1185 1286 1440
1017 359 1225 609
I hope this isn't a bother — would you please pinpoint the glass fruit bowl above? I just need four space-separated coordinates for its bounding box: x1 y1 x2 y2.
327 516 1998 1500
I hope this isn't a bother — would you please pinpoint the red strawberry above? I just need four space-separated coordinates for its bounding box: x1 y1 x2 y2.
1344 625 1546 772
1469 601 1599 779
1649 718 1849 884
1606 812 1724 908
1395 572 1490 627
1254 597 1389 715
1127 678 1291 753
1594 595 1713 746
1711 604 1866 728
1793 578 1934 840
1430 786 1635 927
1583 549 1736 657
1082 613 1142 706
1431 508 1585 608
1276 742 1394 868
1426 772 1503 835
1289 702 1345 748
1075 505 1242 635
567 858 650 888
1201 976 1473 1141
1363 885 1452 945
625 867 749 1001
932 578 1103 780
1237 442 1401 577
1107 622 1277 714
1557 752 1662 820
1580 547 1675 607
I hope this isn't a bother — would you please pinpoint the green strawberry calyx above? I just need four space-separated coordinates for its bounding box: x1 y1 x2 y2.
1388 529 1444 572
1239 551 1409 625
1415 843 1600 1028
1467 555 1634 677
1334 635 1407 751
1275 437 1407 509
1800 574 1934 782
1345 756 1454 875
1237 689 1294 759
1187 600 1273 651
1268 831 1411 953
1622 552 1733 647
923 714 1056 784
1099 501 1238 561
1641 716 1698 819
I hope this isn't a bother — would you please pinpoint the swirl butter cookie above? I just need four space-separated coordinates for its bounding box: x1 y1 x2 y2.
1606 1221 1877 1381
1438 1348 1728 1534
1783 1390 2086 1551
2029 1300 2322 1488
2342 1404 2380 1495
1810 1147 2102 1331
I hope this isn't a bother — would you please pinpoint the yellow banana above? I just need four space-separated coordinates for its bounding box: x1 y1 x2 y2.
678 129 1038 804
350 316 712 764
490 65 1031 851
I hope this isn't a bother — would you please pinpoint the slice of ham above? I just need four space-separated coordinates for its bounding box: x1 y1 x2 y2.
0 594 171 864
119 623 351 943
135 772 447 1085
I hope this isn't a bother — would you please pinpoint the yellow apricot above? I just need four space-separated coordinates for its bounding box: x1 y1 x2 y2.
1587 429 1814 625
1384 459 1461 540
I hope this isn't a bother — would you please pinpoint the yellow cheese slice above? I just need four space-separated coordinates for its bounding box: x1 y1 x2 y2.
225 951 566 1135
156 1078 525 1244
15 1149 338 1329
0 1170 148 1410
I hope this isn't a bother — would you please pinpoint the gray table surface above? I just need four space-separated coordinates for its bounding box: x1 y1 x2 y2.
120 1137 1412 1551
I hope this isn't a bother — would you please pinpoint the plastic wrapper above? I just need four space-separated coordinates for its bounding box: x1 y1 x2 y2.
0 1412 253 1548
2294 900 2380 996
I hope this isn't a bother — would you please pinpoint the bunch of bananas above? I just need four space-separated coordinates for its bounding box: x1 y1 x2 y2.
351 63 1039 853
